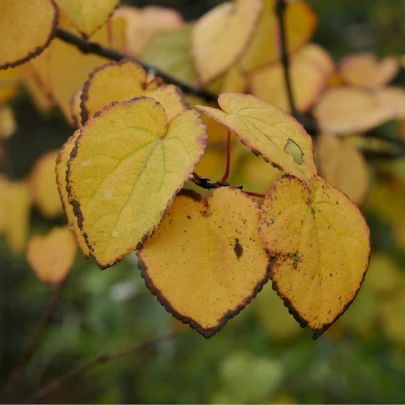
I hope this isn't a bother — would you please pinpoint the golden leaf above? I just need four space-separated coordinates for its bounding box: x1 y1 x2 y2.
197 93 317 180
4 181 31 255
80 59 188 124
137 187 269 337
67 97 207 268
240 0 317 71
339 53 399 89
27 227 77 285
29 150 63 219
192 0 263 84
248 46 327 113
316 134 369 206
116 5 183 56
0 0 58 69
49 14 126 123
54 0 119 37
0 67 22 103
259 175 370 338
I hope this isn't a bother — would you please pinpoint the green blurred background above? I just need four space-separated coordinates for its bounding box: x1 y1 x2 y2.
2 0 405 403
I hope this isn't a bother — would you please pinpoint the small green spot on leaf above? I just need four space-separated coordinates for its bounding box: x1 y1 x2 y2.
284 139 303 165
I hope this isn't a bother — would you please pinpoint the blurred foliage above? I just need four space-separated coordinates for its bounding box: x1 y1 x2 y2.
2 0 405 404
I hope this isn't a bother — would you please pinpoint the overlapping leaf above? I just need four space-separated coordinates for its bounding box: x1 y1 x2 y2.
137 187 269 337
54 0 119 37
249 45 328 113
197 93 317 180
192 0 263 84
240 0 317 71
0 0 58 69
316 134 369 205
67 97 207 268
80 59 188 124
29 150 63 219
259 175 370 338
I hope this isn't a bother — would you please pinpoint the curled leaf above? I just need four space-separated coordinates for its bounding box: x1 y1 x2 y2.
137 187 269 337
259 175 370 338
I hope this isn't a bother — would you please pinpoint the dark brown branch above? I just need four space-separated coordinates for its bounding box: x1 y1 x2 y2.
55 27 218 103
275 0 297 117
25 332 177 404
0 280 67 403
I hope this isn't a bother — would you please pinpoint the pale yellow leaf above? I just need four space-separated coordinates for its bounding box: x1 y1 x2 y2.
197 93 317 180
192 0 263 84
67 97 207 268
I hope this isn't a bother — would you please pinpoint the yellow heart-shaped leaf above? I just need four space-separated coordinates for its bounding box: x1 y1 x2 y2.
192 0 263 85
0 0 58 70
259 175 370 338
27 227 77 285
80 59 188 124
197 93 317 180
67 97 207 268
54 0 119 37
137 187 269 337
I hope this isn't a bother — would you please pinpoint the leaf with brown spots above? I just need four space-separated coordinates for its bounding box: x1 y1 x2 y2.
259 175 370 338
137 187 269 337
197 93 317 181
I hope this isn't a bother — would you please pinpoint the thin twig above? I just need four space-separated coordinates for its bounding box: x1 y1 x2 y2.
0 280 67 403
55 27 218 103
275 0 297 117
244 191 266 199
25 332 177 404
221 131 232 183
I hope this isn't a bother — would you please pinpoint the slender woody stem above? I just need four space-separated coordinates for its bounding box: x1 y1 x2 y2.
0 280 67 403
275 0 297 117
25 332 177 404
54 27 218 103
